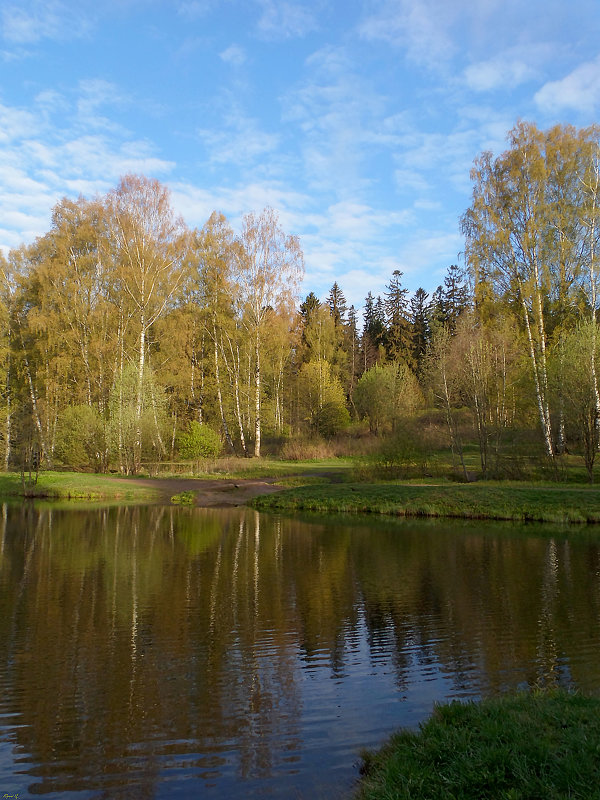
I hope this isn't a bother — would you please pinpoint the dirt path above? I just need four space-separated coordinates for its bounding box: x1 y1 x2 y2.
112 476 285 507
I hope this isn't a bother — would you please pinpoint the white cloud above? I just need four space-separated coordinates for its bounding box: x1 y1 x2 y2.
35 89 69 113
197 113 280 168
464 53 539 92
77 79 125 117
220 44 246 66
0 103 37 143
177 1 214 19
358 0 457 68
282 45 387 196
255 0 318 40
0 85 175 254
535 56 600 115
1 1 90 45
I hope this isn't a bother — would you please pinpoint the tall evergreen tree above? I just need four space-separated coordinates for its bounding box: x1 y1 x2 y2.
384 270 411 362
327 282 347 328
410 287 430 372
361 292 386 370
443 264 470 332
346 304 360 387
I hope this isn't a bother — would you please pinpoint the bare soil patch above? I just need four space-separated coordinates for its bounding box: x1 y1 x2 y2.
113 476 284 507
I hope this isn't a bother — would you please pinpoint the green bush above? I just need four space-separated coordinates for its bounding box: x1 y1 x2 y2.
177 421 222 460
55 404 106 469
316 401 350 437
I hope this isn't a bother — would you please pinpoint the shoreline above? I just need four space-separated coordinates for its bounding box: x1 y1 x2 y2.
251 482 600 524
4 471 600 524
0 472 285 506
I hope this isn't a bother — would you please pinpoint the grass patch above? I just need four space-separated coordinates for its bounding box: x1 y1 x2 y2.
356 689 600 800
147 456 354 481
170 490 196 505
251 482 600 523
0 472 160 502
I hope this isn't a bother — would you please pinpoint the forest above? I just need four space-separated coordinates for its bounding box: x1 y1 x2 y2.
2 121 600 480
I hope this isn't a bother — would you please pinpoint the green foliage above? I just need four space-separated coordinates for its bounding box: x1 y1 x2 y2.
298 358 348 431
549 322 600 481
171 490 196 504
315 401 350 438
375 419 432 477
356 690 600 800
55 404 106 469
108 364 169 472
0 471 160 501
252 482 600 523
354 361 423 433
177 421 222 460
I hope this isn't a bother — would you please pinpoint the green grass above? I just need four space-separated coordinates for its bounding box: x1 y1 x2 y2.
251 482 600 523
141 456 354 480
356 690 600 800
0 472 160 502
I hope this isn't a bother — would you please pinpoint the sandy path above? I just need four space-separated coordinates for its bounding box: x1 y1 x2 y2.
112 476 285 507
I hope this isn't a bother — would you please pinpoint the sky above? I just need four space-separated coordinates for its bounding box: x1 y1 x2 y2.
1 0 600 312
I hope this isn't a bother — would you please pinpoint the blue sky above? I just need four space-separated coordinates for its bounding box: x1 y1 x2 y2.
1 0 599 311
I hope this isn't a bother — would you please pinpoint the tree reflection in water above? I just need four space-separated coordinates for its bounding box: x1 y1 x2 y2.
1 504 600 798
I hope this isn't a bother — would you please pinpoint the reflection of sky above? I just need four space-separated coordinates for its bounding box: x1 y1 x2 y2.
2 508 600 799
290 610 482 800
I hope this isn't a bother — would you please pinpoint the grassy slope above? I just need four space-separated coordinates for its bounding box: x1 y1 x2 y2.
251 482 600 523
0 472 160 502
356 690 600 800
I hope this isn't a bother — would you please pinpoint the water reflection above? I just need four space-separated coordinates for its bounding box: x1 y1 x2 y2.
1 505 600 798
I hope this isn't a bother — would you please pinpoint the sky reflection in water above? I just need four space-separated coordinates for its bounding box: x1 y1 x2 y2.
0 505 599 798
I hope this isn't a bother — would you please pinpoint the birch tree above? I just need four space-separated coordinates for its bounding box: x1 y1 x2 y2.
462 123 593 462
193 212 238 452
235 208 303 457
105 175 190 471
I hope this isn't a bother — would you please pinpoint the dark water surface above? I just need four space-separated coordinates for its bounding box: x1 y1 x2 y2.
1 505 600 799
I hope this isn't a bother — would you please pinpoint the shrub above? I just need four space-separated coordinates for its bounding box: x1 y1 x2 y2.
55 404 106 470
316 401 351 438
177 421 222 460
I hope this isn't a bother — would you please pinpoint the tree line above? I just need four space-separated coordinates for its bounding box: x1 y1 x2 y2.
2 121 600 478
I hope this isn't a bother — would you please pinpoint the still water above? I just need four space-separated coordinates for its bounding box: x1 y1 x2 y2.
1 504 600 799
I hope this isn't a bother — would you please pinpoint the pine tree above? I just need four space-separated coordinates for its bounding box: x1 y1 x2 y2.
346 304 360 386
361 292 386 370
410 287 430 372
384 270 411 362
327 282 347 328
443 264 470 332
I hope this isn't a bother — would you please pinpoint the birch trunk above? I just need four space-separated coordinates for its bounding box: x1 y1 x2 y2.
254 333 261 457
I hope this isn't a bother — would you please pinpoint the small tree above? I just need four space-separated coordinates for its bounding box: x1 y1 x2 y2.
177 421 222 460
315 401 350 438
55 404 106 471
550 323 600 481
354 362 422 434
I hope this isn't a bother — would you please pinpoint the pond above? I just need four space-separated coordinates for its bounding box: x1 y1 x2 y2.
1 504 600 799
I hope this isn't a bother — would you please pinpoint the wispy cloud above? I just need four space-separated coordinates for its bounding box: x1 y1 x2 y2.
0 103 37 143
0 86 174 254
464 46 548 92
357 0 458 69
75 79 131 134
197 112 280 169
220 44 247 67
177 1 214 19
535 56 600 115
255 0 318 40
1 1 90 45
282 45 387 196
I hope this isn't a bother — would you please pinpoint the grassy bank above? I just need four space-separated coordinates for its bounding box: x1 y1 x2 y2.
0 472 160 502
355 690 600 800
251 482 600 523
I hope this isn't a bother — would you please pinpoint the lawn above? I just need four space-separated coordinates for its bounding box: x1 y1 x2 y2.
356 690 600 800
251 481 600 523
